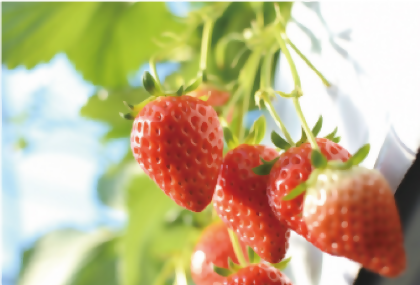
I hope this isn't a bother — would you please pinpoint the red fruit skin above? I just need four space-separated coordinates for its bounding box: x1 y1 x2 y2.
188 86 230 107
268 138 350 240
191 222 247 285
213 144 291 263
224 264 293 285
130 96 224 212
304 168 406 277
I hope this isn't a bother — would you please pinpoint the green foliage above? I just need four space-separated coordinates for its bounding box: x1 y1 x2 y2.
80 87 149 140
122 171 202 285
17 229 117 285
2 2 184 87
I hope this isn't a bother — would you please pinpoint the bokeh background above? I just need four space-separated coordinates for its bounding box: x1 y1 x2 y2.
2 2 420 285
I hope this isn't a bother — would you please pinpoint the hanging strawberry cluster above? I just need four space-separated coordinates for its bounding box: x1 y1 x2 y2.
123 3 406 284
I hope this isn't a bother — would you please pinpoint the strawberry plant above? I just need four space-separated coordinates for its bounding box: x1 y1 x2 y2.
3 2 407 285
121 2 406 283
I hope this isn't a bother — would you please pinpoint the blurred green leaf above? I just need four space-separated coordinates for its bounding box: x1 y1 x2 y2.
80 87 149 140
18 229 116 285
2 2 184 87
69 238 120 285
121 171 200 285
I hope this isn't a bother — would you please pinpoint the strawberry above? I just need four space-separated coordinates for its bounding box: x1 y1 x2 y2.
130 95 224 212
268 138 350 239
213 144 291 263
188 85 230 107
191 222 247 285
224 264 293 285
303 167 406 277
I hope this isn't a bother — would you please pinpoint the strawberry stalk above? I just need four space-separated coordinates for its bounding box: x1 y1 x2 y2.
227 229 248 266
238 49 262 141
260 48 295 146
200 19 214 75
286 39 330 87
274 31 320 151
149 56 164 95
175 257 187 285
152 259 175 285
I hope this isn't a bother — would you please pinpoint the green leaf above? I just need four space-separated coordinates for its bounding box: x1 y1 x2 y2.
295 127 307 147
348 144 370 166
246 246 260 264
212 264 232 277
80 87 149 140
311 149 328 169
122 172 174 285
282 183 307 201
176 85 184 96
3 2 185 87
331 136 341 143
223 127 239 150
324 127 338 140
252 157 279 176
244 115 266 145
142 71 158 95
227 257 241 271
17 229 116 285
69 238 120 285
184 74 202 94
271 256 292 271
311 115 323 137
271 131 291 150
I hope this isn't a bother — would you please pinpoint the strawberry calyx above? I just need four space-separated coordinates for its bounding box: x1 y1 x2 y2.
252 156 280 175
282 143 371 201
212 246 292 277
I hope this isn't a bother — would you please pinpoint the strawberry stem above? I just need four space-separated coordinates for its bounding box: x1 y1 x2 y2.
149 56 164 94
227 229 247 266
175 257 187 285
152 259 175 285
275 32 320 151
286 39 330 87
238 49 262 142
200 19 214 73
259 48 294 146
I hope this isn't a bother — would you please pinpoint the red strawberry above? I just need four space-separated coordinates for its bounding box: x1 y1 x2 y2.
303 167 406 277
224 264 293 285
213 144 291 263
130 96 224 212
268 138 350 239
191 222 247 285
188 85 230 107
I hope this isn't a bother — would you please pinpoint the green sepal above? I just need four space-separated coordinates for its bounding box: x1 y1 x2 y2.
142 71 158 95
282 183 307 201
223 127 239 150
271 256 292 271
176 85 184 96
227 257 241 271
246 246 260 264
123 101 134 110
347 143 370 166
271 131 291 150
212 264 232 277
295 127 307 147
119 112 135 120
324 127 338 140
244 115 266 145
331 136 341 143
311 149 328 169
252 157 280 176
311 115 323 137
184 73 202 94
